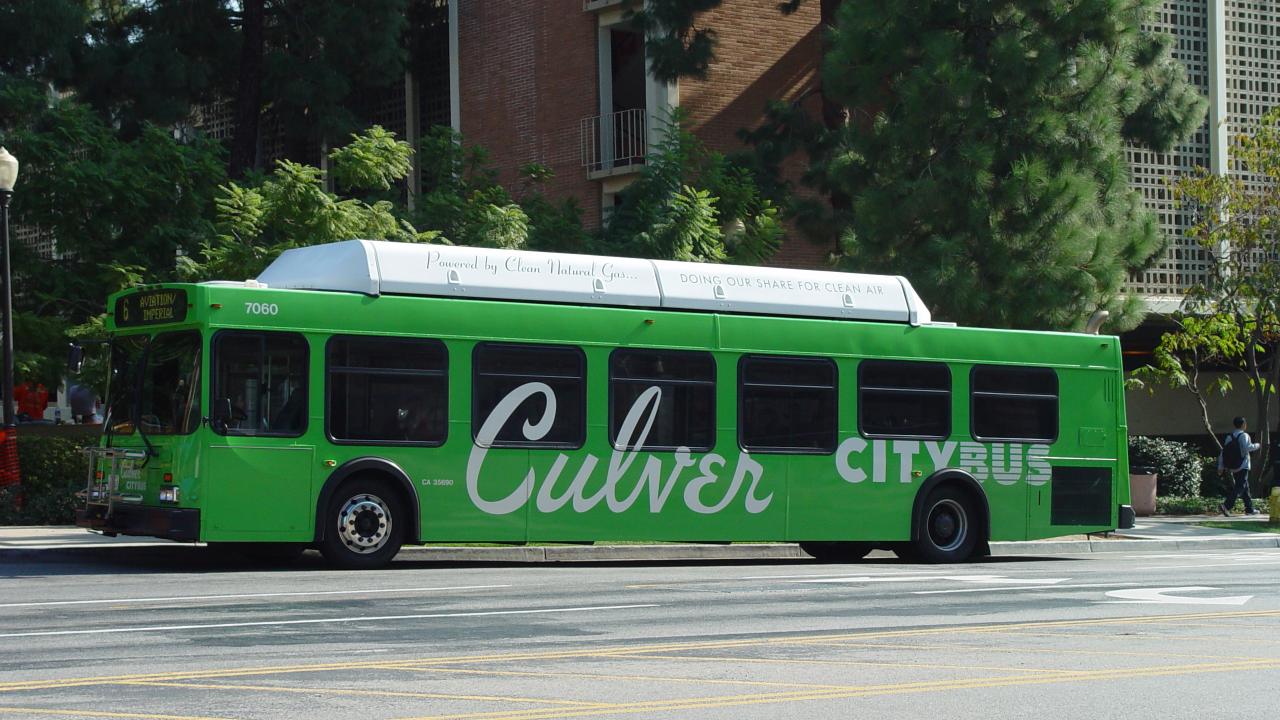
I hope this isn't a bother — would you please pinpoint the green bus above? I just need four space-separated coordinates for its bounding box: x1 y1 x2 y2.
75 240 1133 568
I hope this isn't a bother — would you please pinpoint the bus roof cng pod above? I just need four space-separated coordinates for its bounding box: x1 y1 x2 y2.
76 240 1134 568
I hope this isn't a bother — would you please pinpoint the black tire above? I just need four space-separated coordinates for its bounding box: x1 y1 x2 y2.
319 478 405 569
912 485 979 563
800 541 873 563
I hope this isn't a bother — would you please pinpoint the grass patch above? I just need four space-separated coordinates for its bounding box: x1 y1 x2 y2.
1195 520 1280 533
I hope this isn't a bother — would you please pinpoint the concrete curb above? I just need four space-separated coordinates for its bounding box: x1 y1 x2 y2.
990 536 1280 556
3 534 1279 563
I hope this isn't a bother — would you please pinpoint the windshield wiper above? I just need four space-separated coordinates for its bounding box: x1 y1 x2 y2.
132 339 158 466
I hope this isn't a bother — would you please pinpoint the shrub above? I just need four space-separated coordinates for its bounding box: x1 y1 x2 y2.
1156 495 1222 515
1128 436 1205 497
0 434 91 525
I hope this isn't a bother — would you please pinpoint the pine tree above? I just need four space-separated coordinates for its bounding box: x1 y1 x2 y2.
816 0 1205 330
641 0 1206 330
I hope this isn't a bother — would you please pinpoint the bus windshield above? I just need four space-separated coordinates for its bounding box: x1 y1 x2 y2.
105 331 202 437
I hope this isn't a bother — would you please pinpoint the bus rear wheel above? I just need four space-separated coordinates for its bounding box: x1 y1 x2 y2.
800 541 873 563
319 478 404 569
912 486 979 563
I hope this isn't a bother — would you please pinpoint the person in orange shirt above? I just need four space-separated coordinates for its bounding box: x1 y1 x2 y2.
13 382 30 421
31 383 48 421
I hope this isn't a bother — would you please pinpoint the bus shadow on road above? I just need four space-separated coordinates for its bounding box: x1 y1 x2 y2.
0 547 1077 577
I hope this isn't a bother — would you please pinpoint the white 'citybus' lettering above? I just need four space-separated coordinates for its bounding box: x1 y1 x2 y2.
837 438 1053 487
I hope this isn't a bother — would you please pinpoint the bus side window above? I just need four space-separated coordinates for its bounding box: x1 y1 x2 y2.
739 355 837 453
857 360 950 439
609 349 715 452
472 342 585 448
211 331 309 437
327 336 448 445
971 366 1058 443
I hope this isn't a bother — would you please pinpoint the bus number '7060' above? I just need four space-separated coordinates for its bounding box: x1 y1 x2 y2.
245 302 280 316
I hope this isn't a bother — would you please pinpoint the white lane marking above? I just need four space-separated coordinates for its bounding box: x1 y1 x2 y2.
740 572 946 580
1101 587 1253 606
791 575 1068 585
913 582 1131 595
0 585 512 609
0 604 660 639
1123 551 1280 560
1140 561 1280 571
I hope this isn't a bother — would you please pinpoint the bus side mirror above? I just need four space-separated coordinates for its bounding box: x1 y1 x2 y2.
67 343 85 375
209 398 232 433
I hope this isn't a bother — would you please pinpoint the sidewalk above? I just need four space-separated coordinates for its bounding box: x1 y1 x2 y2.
2 516 1278 562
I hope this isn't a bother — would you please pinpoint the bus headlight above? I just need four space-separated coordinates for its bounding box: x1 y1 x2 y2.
159 486 180 503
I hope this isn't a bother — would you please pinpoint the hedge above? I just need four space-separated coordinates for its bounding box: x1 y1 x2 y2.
0 434 92 525
1128 436 1207 497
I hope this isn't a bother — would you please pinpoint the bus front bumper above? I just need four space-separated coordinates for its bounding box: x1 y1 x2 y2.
1118 504 1136 530
76 505 200 543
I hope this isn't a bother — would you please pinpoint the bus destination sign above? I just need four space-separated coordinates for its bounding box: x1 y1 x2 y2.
115 289 188 327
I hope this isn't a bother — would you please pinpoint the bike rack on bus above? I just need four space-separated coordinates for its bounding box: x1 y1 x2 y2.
78 447 147 518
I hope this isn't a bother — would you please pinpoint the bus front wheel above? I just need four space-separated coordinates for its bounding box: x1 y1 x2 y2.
319 478 405 569
912 486 979 563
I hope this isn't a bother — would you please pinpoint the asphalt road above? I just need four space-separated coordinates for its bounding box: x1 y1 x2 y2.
1 546 1278 719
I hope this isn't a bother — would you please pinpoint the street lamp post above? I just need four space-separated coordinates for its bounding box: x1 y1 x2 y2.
0 148 18 435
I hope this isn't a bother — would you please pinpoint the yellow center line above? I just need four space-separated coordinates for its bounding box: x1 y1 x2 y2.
818 640 1268 662
387 665 861 690
971 628 1280 647
5 609 1279 693
392 659 1280 720
594 652 1068 675
119 681 617 708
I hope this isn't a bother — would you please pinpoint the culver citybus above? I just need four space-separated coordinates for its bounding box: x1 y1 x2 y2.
74 240 1134 568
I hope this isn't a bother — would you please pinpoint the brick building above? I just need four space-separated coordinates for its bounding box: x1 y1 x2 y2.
451 0 828 266
182 0 1275 291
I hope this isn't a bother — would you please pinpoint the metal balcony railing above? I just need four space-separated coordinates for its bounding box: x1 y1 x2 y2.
581 108 647 175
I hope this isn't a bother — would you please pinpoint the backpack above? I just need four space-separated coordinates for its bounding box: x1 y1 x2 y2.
1221 431 1245 470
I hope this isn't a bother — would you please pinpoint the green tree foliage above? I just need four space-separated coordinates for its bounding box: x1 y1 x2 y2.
1129 314 1246 447
17 0 409 168
1154 108 1280 486
0 77 226 318
1 1 784 400
0 0 86 80
644 0 1206 330
261 0 410 161
0 433 94 525
65 0 240 137
411 127 533 251
604 114 783 265
183 126 436 282
628 0 723 83
815 0 1205 330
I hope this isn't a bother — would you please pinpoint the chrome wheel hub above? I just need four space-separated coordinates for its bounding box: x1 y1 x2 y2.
337 493 392 554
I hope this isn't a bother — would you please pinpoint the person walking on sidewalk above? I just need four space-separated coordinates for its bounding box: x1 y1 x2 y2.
1218 416 1261 516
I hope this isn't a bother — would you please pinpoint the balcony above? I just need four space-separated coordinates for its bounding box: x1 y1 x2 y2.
581 108 647 179
583 0 629 12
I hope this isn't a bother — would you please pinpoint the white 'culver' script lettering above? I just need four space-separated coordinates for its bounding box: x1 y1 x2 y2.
466 383 771 516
